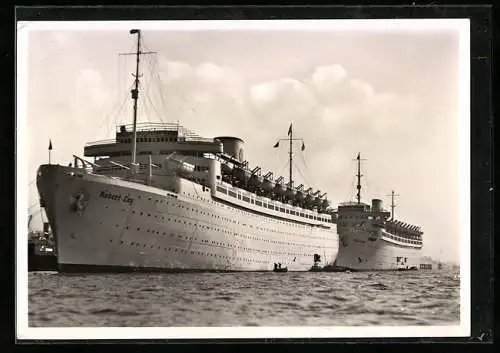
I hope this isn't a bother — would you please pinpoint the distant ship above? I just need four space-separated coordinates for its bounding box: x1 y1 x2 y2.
333 153 423 271
35 29 339 273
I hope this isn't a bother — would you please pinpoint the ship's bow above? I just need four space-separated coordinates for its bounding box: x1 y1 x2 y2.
36 164 70 253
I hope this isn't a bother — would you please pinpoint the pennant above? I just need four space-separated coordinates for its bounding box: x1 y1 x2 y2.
357 152 360 160
287 123 292 136
301 142 305 151
48 139 53 151
273 141 279 148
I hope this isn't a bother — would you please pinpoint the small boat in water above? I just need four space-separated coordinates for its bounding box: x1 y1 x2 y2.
273 263 288 272
28 223 57 272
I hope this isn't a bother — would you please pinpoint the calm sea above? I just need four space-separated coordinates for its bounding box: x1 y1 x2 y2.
28 269 460 327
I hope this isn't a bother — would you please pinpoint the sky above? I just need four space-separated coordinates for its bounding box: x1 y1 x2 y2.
22 21 466 263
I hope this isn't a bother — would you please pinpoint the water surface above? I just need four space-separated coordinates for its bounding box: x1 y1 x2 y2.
29 270 460 327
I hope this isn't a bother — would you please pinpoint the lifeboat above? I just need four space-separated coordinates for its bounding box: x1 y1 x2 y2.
285 185 296 200
295 190 305 202
232 166 251 184
248 166 263 189
221 163 233 176
307 191 320 206
313 192 325 208
294 184 305 203
274 182 286 196
249 174 263 188
262 178 274 194
320 198 330 210
273 176 286 197
304 193 314 206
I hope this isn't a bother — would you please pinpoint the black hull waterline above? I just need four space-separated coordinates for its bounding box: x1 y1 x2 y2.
58 263 311 274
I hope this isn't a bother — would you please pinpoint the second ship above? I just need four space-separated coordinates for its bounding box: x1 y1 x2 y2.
333 153 424 271
36 29 339 273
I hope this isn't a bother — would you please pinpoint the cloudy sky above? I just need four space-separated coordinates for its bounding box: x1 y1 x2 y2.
21 21 467 263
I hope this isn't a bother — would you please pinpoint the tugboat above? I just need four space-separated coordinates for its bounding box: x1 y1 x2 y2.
28 218 57 272
273 263 288 273
309 254 349 272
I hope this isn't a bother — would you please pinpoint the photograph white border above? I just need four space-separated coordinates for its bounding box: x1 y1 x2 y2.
16 18 471 340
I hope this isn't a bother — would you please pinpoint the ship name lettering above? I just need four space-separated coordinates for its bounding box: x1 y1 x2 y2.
99 191 134 205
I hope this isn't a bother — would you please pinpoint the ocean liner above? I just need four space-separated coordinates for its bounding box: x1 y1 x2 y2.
35 29 339 273
334 153 423 271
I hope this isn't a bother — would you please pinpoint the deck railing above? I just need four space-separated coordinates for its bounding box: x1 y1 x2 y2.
85 122 214 147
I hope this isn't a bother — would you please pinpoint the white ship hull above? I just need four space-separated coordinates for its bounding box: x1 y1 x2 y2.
335 229 421 271
37 165 338 272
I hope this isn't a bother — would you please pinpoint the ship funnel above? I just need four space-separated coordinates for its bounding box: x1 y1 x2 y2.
371 199 383 212
214 136 245 163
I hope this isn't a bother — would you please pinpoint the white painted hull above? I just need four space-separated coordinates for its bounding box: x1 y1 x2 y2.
37 165 338 272
336 229 421 271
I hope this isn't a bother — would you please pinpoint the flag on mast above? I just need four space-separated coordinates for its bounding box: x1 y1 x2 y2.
273 141 279 148
288 123 292 136
301 141 305 151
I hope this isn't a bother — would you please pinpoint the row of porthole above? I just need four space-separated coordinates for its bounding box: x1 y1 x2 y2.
104 195 332 243
124 225 313 257
121 223 321 257
125 219 331 253
125 205 325 247
118 194 330 241
123 190 326 233
113 239 273 264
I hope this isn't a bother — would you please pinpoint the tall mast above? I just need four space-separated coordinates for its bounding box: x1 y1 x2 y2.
387 190 400 218
273 122 303 189
129 29 141 167
356 153 361 204
355 152 364 204
289 122 293 187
